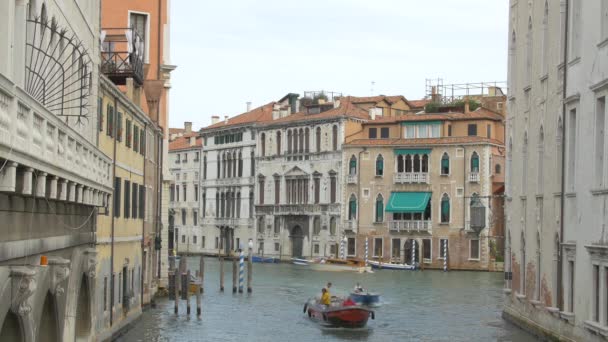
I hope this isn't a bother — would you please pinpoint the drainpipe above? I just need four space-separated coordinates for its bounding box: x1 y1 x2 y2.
110 94 118 326
157 132 162 280
141 122 147 308
558 0 570 312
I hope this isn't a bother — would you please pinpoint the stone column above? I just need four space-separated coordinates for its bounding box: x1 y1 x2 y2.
0 161 18 192
49 176 58 199
21 167 33 195
35 172 47 197
68 182 76 202
76 185 83 203
93 190 99 206
59 179 68 201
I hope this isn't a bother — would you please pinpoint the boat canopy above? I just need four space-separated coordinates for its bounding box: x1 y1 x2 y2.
385 191 431 213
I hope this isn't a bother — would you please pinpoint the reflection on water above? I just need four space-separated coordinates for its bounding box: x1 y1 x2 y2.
118 258 535 342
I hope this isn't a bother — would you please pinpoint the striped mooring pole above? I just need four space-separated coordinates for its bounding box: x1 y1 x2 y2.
239 250 245 293
411 239 416 269
364 237 368 266
443 239 448 272
340 237 345 259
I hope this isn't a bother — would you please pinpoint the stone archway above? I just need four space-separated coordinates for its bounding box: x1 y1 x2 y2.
404 239 419 265
38 292 59 342
74 274 91 341
290 226 304 258
0 311 23 342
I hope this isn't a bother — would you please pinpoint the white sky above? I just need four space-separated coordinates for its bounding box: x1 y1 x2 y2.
168 0 508 130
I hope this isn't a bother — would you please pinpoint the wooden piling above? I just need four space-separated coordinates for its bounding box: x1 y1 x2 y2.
232 257 238 293
195 271 202 316
174 270 179 314
186 269 191 315
199 255 205 293
247 247 253 293
219 255 225 292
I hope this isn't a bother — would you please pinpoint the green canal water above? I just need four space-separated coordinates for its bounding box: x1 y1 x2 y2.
118 257 535 342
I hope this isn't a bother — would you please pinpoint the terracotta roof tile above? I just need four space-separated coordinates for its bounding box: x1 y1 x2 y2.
345 136 504 147
203 102 276 130
169 135 203 151
408 99 431 108
263 99 369 126
169 128 185 134
396 108 504 122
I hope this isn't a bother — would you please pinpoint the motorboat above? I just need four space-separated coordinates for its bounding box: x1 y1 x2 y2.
349 292 381 307
308 258 371 273
251 255 279 263
303 298 375 328
368 260 415 270
292 258 309 266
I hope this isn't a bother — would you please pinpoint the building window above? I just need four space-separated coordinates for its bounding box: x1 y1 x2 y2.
593 264 600 322
274 177 280 204
423 239 431 260
313 217 321 235
470 152 480 173
495 164 501 174
568 260 575 312
373 238 383 257
202 236 206 248
181 209 186 225
595 97 605 188
375 194 384 223
567 108 577 190
330 244 336 255
194 185 199 203
315 127 321 152
348 195 357 220
439 239 448 258
103 277 108 311
469 239 480 260
369 128 377 139
274 217 280 235
132 183 138 218
130 12 147 54
274 243 280 252
202 193 206 217
215 237 219 249
441 153 450 175
116 112 123 142
250 151 255 176
349 155 357 175
193 210 198 226
276 131 281 155
332 125 338 151
314 177 320 204
258 216 265 234
329 217 336 236
440 194 450 223
467 124 477 136
330 176 336 203
193 236 197 244
183 184 187 202
260 133 266 157
182 235 186 243
380 127 389 139
347 237 356 256
258 179 264 204
124 180 130 218
447 125 452 137
375 154 384 176
487 124 491 138
313 244 319 254
126 120 132 147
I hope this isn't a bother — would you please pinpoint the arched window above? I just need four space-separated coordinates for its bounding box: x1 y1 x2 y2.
413 154 420 172
316 127 321 152
258 216 265 233
293 129 298 153
349 155 357 175
227 153 232 178
470 152 480 173
495 164 501 174
375 154 384 176
523 132 529 190
287 130 292 154
298 128 304 153
348 194 357 220
276 131 281 156
440 194 450 223
526 16 532 85
421 154 428 173
329 217 336 236
313 217 321 235
305 128 310 152
260 133 266 157
375 194 384 223
238 152 243 177
541 1 549 74
405 155 412 172
332 125 338 151
397 154 404 173
441 153 450 175
215 193 219 217
509 30 517 90
538 126 544 193
41 3 47 23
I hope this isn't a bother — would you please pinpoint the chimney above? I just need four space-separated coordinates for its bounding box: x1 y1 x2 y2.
272 103 280 120
184 121 192 133
211 116 219 125
246 102 252 112
189 136 195 146
369 108 376 120
464 96 470 114
224 115 229 124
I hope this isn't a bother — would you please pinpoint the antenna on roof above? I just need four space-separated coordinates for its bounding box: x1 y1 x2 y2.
370 81 375 96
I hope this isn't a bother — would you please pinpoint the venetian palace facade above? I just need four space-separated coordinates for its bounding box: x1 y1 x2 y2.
504 1 608 341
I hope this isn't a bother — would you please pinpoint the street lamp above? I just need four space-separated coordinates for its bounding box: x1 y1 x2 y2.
470 196 487 235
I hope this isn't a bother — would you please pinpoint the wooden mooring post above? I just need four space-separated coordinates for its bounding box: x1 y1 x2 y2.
247 245 253 293
199 255 205 293
219 254 225 292
232 256 238 293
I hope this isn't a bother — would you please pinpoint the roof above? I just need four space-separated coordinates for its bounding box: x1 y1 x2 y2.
169 128 185 134
203 102 276 130
408 99 431 108
260 98 370 126
346 95 409 105
169 134 203 151
397 108 504 123
345 136 504 147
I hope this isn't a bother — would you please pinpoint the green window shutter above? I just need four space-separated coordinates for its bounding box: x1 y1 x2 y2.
107 105 113 137
472 156 479 171
441 158 449 168
349 199 356 219
376 199 383 222
441 198 450 221
117 112 123 142
126 120 132 148
140 129 145 155
133 126 139 153
98 98 103 132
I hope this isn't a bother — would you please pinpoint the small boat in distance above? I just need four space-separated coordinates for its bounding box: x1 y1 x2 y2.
251 255 279 263
292 258 309 266
303 298 375 328
349 292 381 307
368 260 415 270
308 258 371 273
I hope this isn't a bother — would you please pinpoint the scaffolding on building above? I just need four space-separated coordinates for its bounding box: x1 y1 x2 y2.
425 79 508 104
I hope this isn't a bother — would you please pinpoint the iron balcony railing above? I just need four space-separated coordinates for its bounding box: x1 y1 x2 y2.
100 28 144 86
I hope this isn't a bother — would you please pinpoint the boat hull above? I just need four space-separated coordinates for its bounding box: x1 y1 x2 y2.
349 292 381 307
308 263 366 272
304 302 374 328
252 256 278 263
368 260 415 270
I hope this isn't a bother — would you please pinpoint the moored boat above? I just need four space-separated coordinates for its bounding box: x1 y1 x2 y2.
349 292 381 307
292 258 309 266
251 255 279 263
308 258 371 273
368 260 415 270
303 298 375 328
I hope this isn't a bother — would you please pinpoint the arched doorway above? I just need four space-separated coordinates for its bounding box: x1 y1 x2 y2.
290 226 304 258
38 292 59 342
75 275 91 341
404 239 419 265
0 311 23 342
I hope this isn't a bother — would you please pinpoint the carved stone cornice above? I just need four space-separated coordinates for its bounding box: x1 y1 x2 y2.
585 245 608 262
10 267 37 317
562 242 577 261
47 257 71 297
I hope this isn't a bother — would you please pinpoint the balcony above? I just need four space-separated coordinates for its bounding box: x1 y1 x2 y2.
256 203 341 215
344 220 358 233
347 174 357 184
469 172 480 183
394 172 429 184
100 28 144 86
389 220 432 232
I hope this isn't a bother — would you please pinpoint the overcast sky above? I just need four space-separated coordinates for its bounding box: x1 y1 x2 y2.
168 0 508 130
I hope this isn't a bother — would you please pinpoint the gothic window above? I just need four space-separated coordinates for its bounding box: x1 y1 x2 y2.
441 193 450 223
375 194 384 223
375 154 384 176
470 152 480 173
441 153 449 175
348 194 357 220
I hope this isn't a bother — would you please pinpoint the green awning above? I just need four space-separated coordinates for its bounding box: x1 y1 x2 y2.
401 121 442 126
385 192 431 213
394 149 431 155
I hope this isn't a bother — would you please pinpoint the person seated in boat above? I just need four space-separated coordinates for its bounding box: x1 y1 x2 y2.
353 283 364 293
320 288 331 306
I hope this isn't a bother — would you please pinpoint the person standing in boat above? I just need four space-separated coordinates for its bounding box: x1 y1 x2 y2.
320 288 331 306
353 283 364 293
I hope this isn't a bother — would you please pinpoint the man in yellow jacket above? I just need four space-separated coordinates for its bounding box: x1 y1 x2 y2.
321 288 331 305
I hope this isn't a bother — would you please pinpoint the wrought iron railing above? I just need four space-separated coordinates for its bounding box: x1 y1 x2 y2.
100 28 144 85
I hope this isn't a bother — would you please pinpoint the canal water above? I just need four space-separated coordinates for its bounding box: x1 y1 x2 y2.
119 257 535 342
